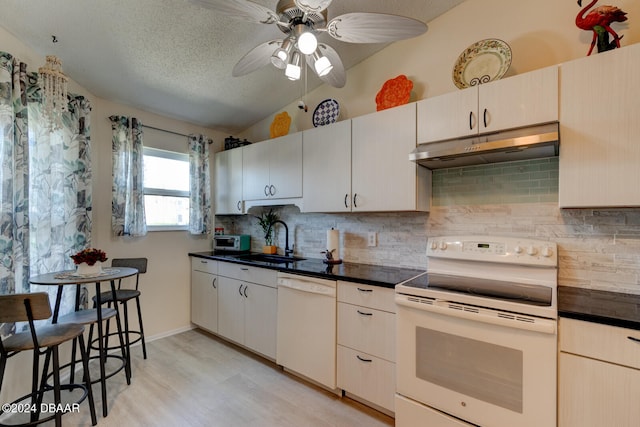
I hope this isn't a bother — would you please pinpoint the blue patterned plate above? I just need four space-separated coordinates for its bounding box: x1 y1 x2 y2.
312 98 340 127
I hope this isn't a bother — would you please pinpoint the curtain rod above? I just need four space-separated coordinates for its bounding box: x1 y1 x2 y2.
142 124 213 144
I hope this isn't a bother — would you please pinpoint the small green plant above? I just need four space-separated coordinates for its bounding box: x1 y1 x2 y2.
255 208 279 246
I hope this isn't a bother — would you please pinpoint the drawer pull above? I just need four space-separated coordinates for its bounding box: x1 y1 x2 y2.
356 355 372 363
200 260 207 264
357 287 373 293
628 336 640 344
212 278 217 289
241 268 249 271
357 310 373 316
238 284 244 296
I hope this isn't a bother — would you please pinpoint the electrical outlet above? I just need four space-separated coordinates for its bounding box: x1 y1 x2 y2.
367 232 377 247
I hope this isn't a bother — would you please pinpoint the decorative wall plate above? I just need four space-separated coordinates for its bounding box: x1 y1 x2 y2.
313 99 340 127
452 39 512 89
375 75 413 111
270 111 291 138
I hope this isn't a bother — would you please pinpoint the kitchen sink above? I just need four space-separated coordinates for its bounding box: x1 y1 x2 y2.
238 254 306 264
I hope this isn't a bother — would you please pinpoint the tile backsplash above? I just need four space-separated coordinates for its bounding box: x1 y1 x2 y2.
216 159 640 295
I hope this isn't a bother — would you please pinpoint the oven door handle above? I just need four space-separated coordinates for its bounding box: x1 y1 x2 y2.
395 295 556 334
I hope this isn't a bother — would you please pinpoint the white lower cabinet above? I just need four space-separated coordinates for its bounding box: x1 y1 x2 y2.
190 258 218 333
559 318 640 427
217 262 278 359
337 281 396 414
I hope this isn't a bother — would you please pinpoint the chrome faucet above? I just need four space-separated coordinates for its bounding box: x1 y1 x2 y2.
267 220 293 257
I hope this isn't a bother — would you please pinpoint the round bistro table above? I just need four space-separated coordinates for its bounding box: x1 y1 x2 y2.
29 267 138 417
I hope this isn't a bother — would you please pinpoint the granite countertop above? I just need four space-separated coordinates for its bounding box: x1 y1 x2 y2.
558 286 640 330
189 251 425 288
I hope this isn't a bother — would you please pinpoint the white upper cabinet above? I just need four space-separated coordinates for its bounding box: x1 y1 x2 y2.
302 120 352 213
351 103 430 212
242 133 302 202
417 65 559 143
214 148 243 215
559 44 640 207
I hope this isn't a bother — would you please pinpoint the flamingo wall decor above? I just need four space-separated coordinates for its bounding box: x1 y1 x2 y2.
576 0 628 56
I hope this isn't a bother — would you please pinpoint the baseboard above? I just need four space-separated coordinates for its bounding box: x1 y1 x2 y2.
144 325 195 343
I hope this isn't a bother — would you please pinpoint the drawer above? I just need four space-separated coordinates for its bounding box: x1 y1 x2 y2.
337 345 396 413
559 317 640 370
191 257 217 274
337 281 396 313
218 262 277 288
338 302 395 361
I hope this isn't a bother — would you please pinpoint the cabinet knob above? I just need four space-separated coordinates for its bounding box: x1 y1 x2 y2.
269 185 276 196
483 108 488 128
344 194 349 209
212 277 217 289
237 200 242 211
353 193 359 208
264 185 270 197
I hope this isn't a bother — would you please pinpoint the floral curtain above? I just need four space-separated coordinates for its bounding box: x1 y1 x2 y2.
0 52 31 301
0 51 92 329
28 94 93 314
110 115 146 237
188 134 211 235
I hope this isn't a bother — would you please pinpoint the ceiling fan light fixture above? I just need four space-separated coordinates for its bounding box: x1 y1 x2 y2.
295 25 318 55
312 51 333 76
285 51 301 80
271 37 293 69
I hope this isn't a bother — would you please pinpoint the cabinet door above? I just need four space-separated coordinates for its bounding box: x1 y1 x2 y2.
214 148 243 214
559 44 640 207
191 270 218 333
302 120 352 212
417 86 478 143
337 345 396 413
352 103 422 211
559 353 640 427
269 133 302 199
337 302 395 362
480 65 558 132
244 283 277 359
242 141 271 201
217 277 245 345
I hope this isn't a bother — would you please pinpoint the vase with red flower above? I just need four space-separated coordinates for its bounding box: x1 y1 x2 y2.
71 248 108 275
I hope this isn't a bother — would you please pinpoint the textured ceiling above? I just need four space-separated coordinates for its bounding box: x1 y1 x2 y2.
0 0 466 133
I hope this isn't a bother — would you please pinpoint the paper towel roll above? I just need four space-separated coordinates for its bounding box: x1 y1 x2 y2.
327 228 340 260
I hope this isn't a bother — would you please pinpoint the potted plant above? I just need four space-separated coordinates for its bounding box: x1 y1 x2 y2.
255 208 279 254
71 247 108 275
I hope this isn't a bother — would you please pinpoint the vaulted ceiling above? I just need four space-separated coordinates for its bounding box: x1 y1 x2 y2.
0 0 466 133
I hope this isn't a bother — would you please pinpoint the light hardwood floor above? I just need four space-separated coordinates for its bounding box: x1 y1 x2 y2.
57 329 394 426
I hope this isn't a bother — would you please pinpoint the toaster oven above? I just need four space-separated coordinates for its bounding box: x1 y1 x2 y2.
213 234 250 252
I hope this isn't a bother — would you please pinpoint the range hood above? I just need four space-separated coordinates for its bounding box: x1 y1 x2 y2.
410 122 559 169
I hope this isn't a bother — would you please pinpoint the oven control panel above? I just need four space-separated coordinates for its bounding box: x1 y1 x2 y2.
428 235 557 267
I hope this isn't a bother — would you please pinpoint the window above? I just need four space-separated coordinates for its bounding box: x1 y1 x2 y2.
143 147 190 231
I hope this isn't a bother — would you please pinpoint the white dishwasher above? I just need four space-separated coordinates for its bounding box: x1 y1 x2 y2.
276 272 337 390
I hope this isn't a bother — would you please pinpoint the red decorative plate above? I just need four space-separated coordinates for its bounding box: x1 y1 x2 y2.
375 75 413 111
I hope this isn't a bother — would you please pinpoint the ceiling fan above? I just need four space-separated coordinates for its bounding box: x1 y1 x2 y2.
191 0 428 88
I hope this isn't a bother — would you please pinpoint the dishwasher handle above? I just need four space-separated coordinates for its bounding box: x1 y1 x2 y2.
278 277 336 297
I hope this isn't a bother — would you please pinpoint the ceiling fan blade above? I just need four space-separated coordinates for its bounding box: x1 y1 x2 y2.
190 0 278 24
306 43 346 88
233 40 282 77
326 12 427 43
294 0 333 14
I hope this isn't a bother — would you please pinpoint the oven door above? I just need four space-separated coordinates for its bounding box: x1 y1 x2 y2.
396 293 557 427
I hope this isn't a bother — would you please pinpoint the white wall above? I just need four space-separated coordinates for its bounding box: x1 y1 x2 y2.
239 0 640 141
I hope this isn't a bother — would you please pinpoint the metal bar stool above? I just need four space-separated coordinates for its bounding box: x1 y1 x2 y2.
90 258 148 362
0 293 97 427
